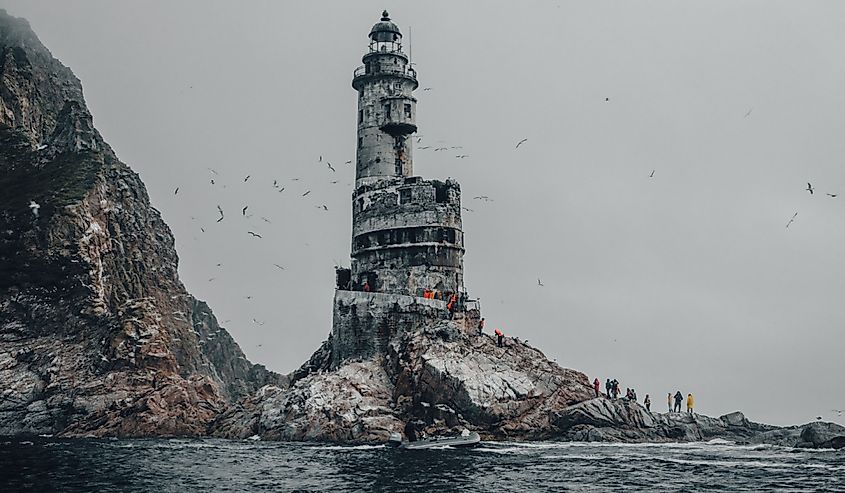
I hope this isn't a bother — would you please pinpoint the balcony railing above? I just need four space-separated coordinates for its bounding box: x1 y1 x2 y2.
353 65 417 80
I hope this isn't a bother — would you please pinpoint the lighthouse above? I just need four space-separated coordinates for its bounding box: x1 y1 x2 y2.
332 11 474 365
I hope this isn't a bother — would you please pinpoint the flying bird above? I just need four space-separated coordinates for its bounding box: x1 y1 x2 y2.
538 278 544 287
273 179 278 188
278 187 285 193
210 179 215 185
515 138 528 149
248 231 262 238
473 196 492 202
327 162 336 172
273 264 285 270
345 160 352 164
319 155 322 162
174 187 179 195
321 205 328 211
744 107 753 118
252 319 265 326
785 212 798 229
456 155 469 159
806 183 814 195
208 277 216 282
207 168 218 175
461 207 474 213
302 190 311 197
244 175 251 182
242 206 248 216
28 200 40 218
261 216 272 223
605 97 610 102
649 170 655 178
418 146 430 150
832 409 843 416
200 227 205 233
216 205 224 222
423 87 432 91
826 193 837 198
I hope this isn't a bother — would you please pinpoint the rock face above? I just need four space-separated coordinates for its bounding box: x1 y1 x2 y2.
0 9 283 437
211 322 595 442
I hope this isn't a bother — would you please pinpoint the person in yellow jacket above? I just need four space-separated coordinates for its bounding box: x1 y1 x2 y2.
687 393 695 414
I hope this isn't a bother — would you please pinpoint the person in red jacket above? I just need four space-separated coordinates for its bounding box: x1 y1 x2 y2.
593 378 601 398
494 328 504 347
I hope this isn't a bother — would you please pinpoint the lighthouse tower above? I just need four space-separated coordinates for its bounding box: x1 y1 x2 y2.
332 11 473 366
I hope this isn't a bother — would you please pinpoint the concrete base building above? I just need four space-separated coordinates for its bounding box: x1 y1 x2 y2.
332 11 477 366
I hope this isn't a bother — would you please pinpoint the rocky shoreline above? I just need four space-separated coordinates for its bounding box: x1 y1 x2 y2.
0 9 842 450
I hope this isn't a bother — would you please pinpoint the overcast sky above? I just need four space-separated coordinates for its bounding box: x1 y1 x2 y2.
4 1 844 427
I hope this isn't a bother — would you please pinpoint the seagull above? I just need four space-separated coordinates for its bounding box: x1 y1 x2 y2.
174 187 179 195
278 187 285 193
207 168 218 175
242 206 248 216
28 200 40 218
261 216 272 223
273 179 278 188
461 207 474 212
208 277 216 282
785 212 798 229
515 138 528 149
826 193 837 198
248 231 262 238
302 190 311 197
744 107 753 118
434 147 447 151
319 155 322 162
806 182 814 195
345 160 352 164
210 179 215 185
832 409 843 416
245 296 253 300
537 278 544 287
327 162 336 172
216 205 224 222
321 205 328 211
456 155 469 159
200 227 205 233
649 170 655 178
423 87 432 91
252 319 264 326
473 196 492 202
244 175 251 182
273 264 285 270
816 416 823 421
605 97 610 102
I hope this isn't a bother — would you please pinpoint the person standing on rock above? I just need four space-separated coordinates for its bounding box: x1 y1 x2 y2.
404 420 418 442
477 318 485 335
593 378 601 398
631 389 638 402
687 393 694 414
495 328 504 347
674 391 683 413
644 394 651 412
668 393 673 412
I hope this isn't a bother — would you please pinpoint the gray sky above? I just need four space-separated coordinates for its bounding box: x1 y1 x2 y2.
4 0 844 427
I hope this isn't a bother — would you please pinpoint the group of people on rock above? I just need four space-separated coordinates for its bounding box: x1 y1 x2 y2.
476 318 506 348
593 378 694 415
670 391 694 414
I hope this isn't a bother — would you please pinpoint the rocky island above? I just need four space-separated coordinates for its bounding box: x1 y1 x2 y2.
1 9 842 450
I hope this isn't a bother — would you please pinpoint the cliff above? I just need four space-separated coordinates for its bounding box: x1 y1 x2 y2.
0 9 284 437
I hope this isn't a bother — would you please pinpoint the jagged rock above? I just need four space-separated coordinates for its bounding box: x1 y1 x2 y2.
212 322 594 441
0 9 281 437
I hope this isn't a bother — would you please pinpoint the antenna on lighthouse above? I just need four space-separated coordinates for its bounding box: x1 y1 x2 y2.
408 25 413 66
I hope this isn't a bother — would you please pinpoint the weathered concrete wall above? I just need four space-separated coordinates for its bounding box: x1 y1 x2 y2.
353 50 417 182
331 290 448 366
349 177 464 296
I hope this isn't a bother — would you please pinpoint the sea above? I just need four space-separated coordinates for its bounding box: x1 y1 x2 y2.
1 437 843 492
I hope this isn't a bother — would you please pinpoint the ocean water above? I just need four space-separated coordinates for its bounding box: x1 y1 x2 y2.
1 437 843 492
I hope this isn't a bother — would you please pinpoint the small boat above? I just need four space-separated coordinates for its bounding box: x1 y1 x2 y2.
387 431 481 450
